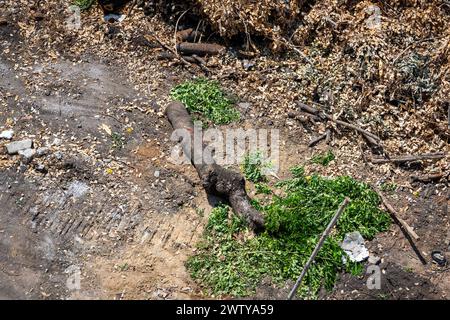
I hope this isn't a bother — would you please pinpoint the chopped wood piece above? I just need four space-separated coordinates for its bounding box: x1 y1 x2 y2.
176 28 202 42
298 102 319 115
295 102 381 143
176 42 225 56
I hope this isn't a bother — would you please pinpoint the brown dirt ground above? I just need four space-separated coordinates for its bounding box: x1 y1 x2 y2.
0 1 448 300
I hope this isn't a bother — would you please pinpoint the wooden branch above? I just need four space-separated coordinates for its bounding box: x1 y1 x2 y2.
296 102 381 143
288 198 350 300
298 102 320 116
166 102 264 231
157 51 197 64
145 33 210 74
375 188 427 265
370 152 446 164
145 34 192 67
308 129 331 147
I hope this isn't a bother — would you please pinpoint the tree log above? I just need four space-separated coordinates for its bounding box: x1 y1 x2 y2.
166 102 265 231
176 42 225 56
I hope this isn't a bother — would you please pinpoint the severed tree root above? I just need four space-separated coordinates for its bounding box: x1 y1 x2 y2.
166 102 265 231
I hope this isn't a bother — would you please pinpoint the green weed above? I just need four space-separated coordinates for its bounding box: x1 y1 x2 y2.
380 182 397 193
186 167 391 298
170 78 240 125
311 150 335 166
242 151 270 183
73 0 95 10
111 132 124 149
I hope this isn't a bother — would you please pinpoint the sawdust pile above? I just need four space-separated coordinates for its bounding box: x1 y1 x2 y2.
188 0 307 50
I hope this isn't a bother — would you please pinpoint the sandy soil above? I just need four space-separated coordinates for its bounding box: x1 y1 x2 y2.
0 1 448 300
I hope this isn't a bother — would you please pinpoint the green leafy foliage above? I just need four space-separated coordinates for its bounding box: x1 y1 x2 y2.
186 167 391 298
311 150 335 166
255 183 272 195
170 78 240 125
73 0 95 10
380 182 397 193
242 151 269 183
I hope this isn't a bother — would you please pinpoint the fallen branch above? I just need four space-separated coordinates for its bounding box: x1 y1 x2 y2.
375 188 427 265
297 102 381 143
157 52 208 72
145 33 210 74
308 129 331 147
166 102 264 231
370 152 446 164
157 51 197 64
145 33 192 67
288 197 350 300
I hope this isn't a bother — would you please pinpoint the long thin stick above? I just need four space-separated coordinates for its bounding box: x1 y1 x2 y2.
370 152 446 164
296 103 381 143
375 188 426 265
288 197 350 300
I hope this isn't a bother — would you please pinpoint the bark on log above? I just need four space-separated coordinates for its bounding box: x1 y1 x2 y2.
176 42 225 56
166 102 265 231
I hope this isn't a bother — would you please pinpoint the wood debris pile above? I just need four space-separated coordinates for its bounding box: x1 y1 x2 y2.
145 0 307 50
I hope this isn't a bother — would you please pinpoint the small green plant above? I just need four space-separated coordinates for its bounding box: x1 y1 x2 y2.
196 208 205 217
378 293 390 300
187 167 391 298
73 0 95 10
380 182 397 193
404 266 414 273
111 132 124 149
242 151 270 183
117 263 129 272
255 183 272 195
311 150 335 166
170 78 240 125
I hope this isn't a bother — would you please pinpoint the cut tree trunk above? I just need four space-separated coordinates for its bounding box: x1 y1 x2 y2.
166 102 265 231
176 42 225 56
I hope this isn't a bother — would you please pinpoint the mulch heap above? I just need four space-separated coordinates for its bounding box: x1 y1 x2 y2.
181 0 449 165
160 0 449 152
188 0 307 50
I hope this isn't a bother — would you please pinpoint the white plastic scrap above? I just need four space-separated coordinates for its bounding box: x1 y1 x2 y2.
341 231 369 263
